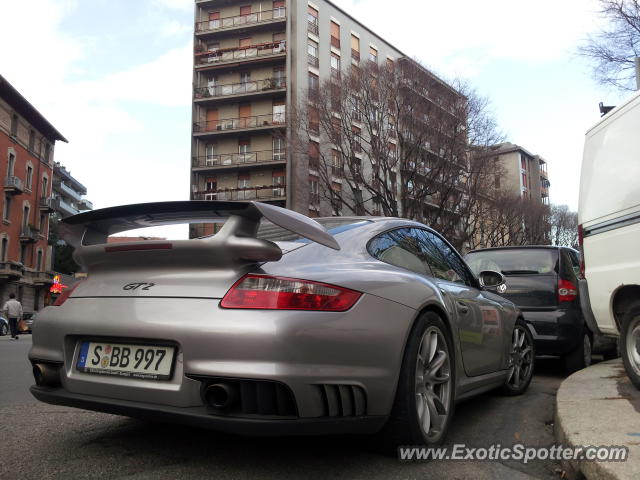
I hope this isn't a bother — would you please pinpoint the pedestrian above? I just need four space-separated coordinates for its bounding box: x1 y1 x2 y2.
2 293 23 340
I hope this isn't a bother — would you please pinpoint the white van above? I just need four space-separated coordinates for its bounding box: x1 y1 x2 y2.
578 91 640 387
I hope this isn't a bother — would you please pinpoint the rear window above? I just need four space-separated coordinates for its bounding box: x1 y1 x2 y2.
257 218 371 243
465 249 558 276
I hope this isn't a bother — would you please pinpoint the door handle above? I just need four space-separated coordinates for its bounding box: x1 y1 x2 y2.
456 301 469 314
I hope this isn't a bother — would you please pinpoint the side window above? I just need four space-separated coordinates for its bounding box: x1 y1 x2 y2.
368 228 432 276
561 249 579 281
416 229 475 285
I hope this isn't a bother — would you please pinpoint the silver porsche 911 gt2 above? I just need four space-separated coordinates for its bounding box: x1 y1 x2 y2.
30 201 534 448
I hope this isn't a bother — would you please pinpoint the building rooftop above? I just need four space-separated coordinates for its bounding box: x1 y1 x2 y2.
0 74 67 143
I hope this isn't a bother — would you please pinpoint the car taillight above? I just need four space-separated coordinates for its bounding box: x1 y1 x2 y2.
558 278 578 303
578 224 585 279
220 274 362 311
52 281 84 306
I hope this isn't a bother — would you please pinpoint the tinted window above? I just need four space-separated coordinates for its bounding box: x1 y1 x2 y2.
465 249 558 276
368 228 432 276
416 230 475 285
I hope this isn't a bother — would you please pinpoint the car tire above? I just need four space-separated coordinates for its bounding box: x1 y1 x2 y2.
500 318 535 396
620 303 640 390
375 311 455 453
0 323 7 336
562 328 592 374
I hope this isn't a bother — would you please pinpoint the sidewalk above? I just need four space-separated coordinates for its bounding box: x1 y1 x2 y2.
555 359 640 480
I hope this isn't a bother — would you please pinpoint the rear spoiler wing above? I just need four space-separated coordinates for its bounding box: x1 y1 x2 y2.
60 201 339 253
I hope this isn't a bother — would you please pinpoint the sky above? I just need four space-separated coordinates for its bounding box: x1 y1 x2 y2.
0 0 633 238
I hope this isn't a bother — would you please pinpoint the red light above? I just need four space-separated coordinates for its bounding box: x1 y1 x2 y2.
52 281 84 306
558 278 578 303
220 274 362 311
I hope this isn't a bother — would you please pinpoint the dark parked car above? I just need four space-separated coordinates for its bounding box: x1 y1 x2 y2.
465 246 614 372
0 315 8 336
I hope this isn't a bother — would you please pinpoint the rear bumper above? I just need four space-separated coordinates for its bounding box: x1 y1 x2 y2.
521 309 582 356
30 385 387 436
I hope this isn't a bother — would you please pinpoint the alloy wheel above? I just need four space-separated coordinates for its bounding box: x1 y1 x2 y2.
507 325 533 389
626 315 640 376
415 326 452 441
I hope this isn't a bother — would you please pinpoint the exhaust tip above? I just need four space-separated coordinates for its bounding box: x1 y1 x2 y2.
204 383 238 409
33 363 61 387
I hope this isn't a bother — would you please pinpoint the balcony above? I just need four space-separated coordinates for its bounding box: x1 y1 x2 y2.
77 198 93 211
193 149 286 170
39 196 55 212
308 54 319 68
20 226 39 243
193 184 286 201
351 49 360 62
56 197 80 217
307 21 319 36
54 180 84 202
31 270 55 286
194 77 286 101
193 113 286 136
4 176 24 194
195 41 286 70
196 8 286 35
0 261 24 280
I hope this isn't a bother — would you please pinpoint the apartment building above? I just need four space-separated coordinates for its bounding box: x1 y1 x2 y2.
0 74 67 312
190 0 464 235
52 162 93 217
488 142 550 204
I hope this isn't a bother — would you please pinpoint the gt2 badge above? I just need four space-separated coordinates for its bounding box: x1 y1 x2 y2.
123 282 155 291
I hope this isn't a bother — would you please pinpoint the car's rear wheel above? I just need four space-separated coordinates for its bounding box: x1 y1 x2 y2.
376 311 455 451
620 303 640 390
562 329 592 374
0 323 7 336
500 319 534 395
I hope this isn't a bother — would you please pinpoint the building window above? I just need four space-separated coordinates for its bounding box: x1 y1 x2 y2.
273 32 285 52
308 106 319 134
36 249 43 271
238 173 251 199
331 149 342 176
386 58 394 69
3 195 11 221
26 166 33 190
28 130 35 151
308 72 319 95
272 171 285 196
7 152 16 175
522 173 527 188
273 101 286 124
521 156 527 170
351 35 360 62
20 243 27 265
273 66 286 88
307 6 318 34
330 53 341 79
310 176 320 205
494 174 500 189
273 137 285 161
369 46 378 63
273 0 285 18
10 114 18 137
240 5 252 19
308 39 319 67
44 143 51 163
22 205 29 230
205 177 217 192
308 141 319 170
240 71 251 85
330 21 340 49
40 213 46 230
207 11 220 30
42 176 48 196
331 182 342 215
352 126 362 153
0 237 7 262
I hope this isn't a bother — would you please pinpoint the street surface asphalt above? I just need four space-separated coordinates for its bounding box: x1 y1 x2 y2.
0 335 566 480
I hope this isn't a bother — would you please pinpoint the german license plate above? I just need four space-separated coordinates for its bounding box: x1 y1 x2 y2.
76 341 175 380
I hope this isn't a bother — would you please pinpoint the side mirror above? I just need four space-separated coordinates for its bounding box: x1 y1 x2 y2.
478 270 506 293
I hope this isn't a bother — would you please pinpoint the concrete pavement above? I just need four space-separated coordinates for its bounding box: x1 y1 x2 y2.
555 359 640 480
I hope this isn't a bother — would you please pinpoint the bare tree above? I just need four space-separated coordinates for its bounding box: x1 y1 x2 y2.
579 0 640 90
549 204 579 247
292 59 505 251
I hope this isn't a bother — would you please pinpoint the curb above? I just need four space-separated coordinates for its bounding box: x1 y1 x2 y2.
554 360 640 480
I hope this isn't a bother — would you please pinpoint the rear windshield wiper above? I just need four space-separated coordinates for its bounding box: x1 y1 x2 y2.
500 270 540 275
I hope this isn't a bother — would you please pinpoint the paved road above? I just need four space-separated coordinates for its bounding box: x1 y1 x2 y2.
0 336 565 480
